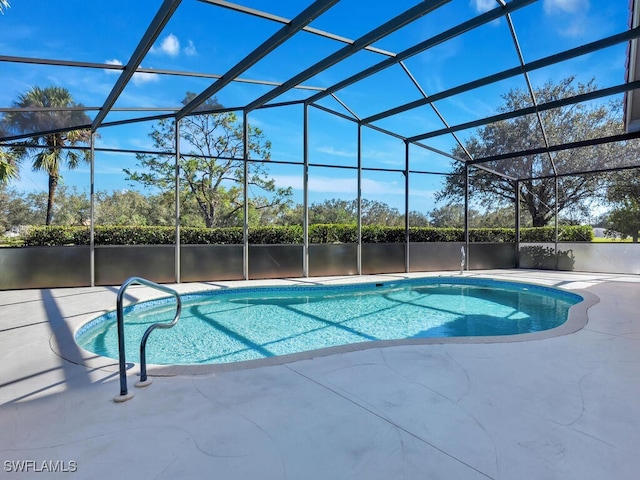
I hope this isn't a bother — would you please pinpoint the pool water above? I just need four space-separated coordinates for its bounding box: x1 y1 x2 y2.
76 278 582 365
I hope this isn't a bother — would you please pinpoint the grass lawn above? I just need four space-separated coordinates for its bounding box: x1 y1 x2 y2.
592 237 633 243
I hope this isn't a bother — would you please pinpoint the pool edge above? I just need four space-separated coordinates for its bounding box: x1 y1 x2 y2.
52 276 600 377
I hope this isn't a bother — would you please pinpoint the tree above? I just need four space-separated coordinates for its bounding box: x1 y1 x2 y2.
436 77 630 227
360 199 403 226
0 123 19 183
477 206 517 228
298 198 406 226
606 203 640 242
95 190 175 226
429 204 519 228
429 204 467 228
126 93 292 228
0 186 47 230
2 86 92 224
408 210 430 227
274 198 415 226
306 199 358 224
0 148 19 183
604 169 640 242
50 186 90 226
0 184 17 231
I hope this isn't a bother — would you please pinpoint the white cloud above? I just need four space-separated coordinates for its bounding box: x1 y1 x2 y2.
313 145 404 167
557 17 588 38
270 174 413 197
316 146 356 158
361 178 405 196
149 34 197 57
104 58 123 74
103 58 159 86
184 40 197 56
543 0 589 15
270 174 302 191
152 33 180 57
310 176 357 194
470 0 497 13
73 165 125 176
131 70 159 86
361 147 405 167
468 0 503 26
272 174 353 193
543 0 590 38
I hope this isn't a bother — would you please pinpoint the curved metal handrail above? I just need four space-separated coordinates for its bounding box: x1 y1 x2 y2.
114 276 182 402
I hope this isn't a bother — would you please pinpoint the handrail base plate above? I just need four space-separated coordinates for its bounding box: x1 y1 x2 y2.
113 392 134 403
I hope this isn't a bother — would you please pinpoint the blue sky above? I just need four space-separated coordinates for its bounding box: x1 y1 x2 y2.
0 0 631 213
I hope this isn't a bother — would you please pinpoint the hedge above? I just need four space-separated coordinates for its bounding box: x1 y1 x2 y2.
520 225 593 242
309 224 358 243
21 224 593 246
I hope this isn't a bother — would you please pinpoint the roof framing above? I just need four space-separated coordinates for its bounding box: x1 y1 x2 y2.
91 0 182 132
304 0 535 106
176 0 339 120
244 0 451 112
361 27 640 124
0 0 638 182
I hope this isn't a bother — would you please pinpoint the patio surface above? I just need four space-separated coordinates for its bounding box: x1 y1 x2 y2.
0 270 639 479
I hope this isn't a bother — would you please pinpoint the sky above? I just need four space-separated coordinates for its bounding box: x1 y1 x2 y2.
0 0 631 214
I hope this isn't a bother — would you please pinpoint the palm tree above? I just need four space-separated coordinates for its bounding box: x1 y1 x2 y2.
0 149 18 183
0 122 19 183
3 86 92 224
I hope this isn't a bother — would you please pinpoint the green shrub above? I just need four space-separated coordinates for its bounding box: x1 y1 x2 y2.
94 226 175 245
361 225 406 243
19 224 595 246
23 226 88 246
308 224 357 243
520 225 593 242
520 226 553 242
409 227 462 242
469 228 515 243
181 227 242 244
248 225 303 244
72 227 91 245
560 225 593 242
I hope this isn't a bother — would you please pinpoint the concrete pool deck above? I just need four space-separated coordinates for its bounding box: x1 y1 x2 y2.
0 270 638 479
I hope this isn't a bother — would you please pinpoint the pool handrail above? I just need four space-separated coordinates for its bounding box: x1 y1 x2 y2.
114 276 182 403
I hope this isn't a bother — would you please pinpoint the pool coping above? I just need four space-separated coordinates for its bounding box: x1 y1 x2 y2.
49 273 600 377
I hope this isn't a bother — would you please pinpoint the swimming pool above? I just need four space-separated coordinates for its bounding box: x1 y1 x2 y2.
76 277 583 366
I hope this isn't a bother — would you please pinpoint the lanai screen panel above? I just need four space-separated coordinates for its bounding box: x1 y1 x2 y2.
0 0 638 179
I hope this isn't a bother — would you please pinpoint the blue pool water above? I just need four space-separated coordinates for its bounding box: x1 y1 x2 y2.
76 277 582 365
